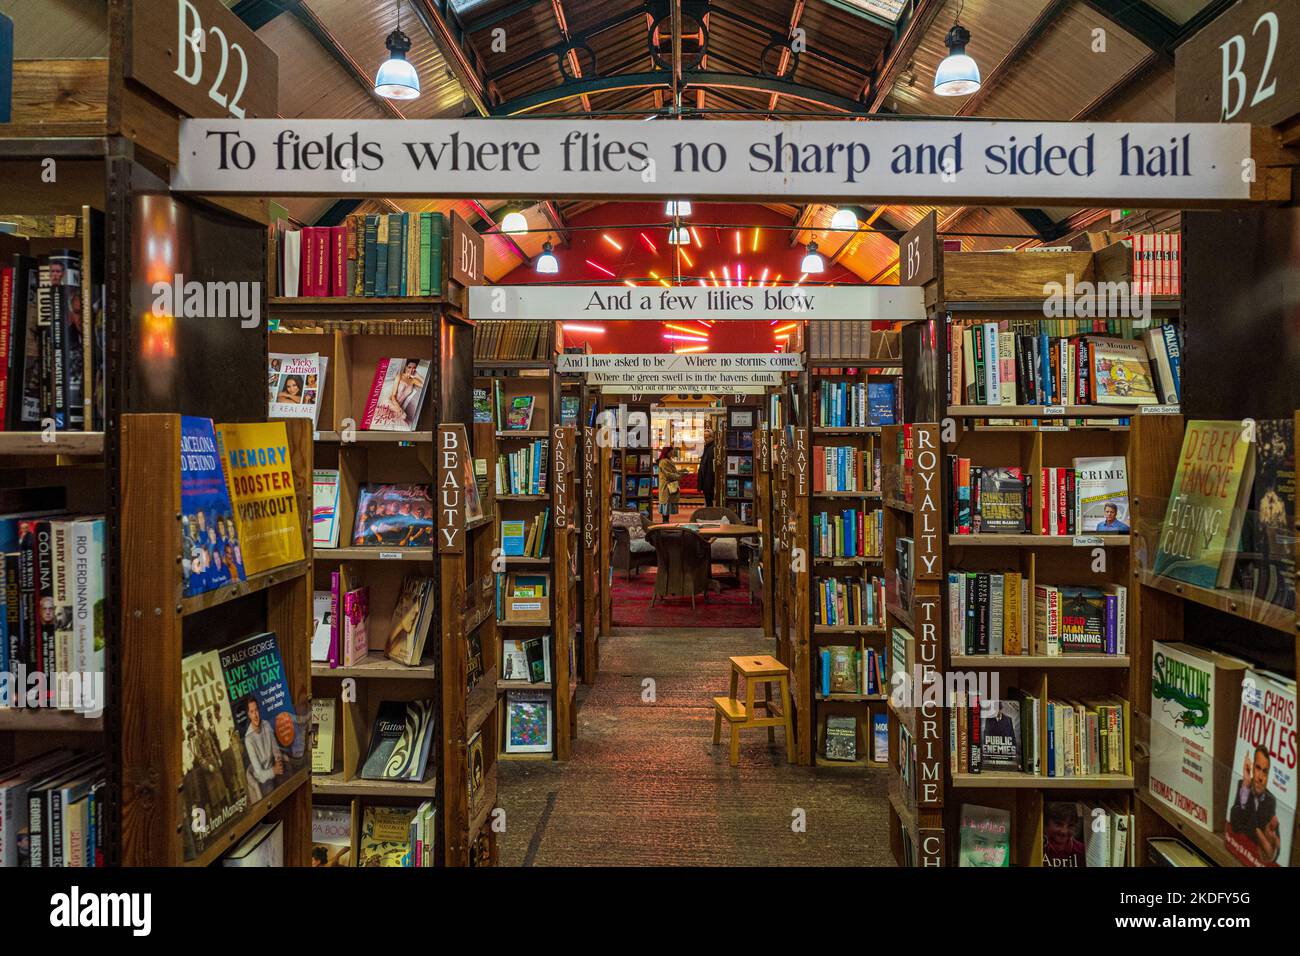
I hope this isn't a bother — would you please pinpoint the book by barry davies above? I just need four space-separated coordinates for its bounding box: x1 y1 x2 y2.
1224 669 1296 867
180 416 245 598
180 649 250 860
1153 420 1256 589
1149 640 1248 832
216 421 306 577
220 632 305 802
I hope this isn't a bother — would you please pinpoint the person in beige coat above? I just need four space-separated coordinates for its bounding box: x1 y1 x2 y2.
657 444 681 520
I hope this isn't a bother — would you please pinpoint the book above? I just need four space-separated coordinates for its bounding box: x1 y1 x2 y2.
1074 455 1129 533
500 519 526 556
468 729 486 812
311 697 336 774
180 650 250 860
823 715 858 761
980 700 1021 772
872 712 889 762
311 806 351 867
1088 336 1158 404
361 357 431 431
1148 838 1210 867
222 820 283 867
219 631 305 801
215 421 305 577
1235 418 1296 610
359 804 416 867
1224 669 1296 867
504 691 552 753
959 804 1010 867
384 575 434 666
267 352 327 428
1149 641 1248 832
312 468 341 548
1059 587 1106 654
180 416 245 597
342 586 369 667
1042 801 1086 868
975 467 1027 533
473 387 492 424
1153 420 1256 589
360 699 436 782
351 483 434 548
506 395 536 430
310 590 333 662
500 639 530 682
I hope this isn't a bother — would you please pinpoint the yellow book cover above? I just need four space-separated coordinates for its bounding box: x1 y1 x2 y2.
1004 571 1022 655
216 421 306 576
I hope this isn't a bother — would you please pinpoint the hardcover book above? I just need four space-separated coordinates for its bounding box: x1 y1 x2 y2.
360 699 437 782
384 575 434 667
311 806 351 867
1224 669 1296 867
312 467 341 548
823 715 858 761
219 631 306 801
180 650 250 860
959 804 1010 867
1234 418 1295 610
975 467 1027 533
361 357 430 431
342 586 369 667
1149 641 1248 832
215 421 305 577
1074 455 1129 533
1058 587 1106 655
310 697 336 774
310 590 333 663
267 352 327 428
359 804 416 867
506 395 536 430
1089 336 1158 404
980 701 1021 772
180 416 245 598
352 483 434 548
504 691 553 753
1153 420 1256 589
1043 801 1086 868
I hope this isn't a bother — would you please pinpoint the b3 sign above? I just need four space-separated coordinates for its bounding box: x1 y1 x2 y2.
128 0 278 120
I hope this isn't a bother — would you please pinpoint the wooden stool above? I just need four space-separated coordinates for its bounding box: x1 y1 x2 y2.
712 654 794 766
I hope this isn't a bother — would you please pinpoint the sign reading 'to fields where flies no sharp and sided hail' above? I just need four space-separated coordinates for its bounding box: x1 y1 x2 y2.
171 119 1253 204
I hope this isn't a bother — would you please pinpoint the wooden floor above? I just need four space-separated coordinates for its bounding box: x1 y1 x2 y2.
496 626 896 867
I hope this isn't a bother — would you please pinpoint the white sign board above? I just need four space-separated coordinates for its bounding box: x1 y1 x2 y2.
556 353 803 373
470 285 923 322
601 385 768 395
172 119 1251 203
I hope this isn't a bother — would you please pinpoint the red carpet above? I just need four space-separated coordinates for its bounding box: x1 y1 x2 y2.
611 569 762 628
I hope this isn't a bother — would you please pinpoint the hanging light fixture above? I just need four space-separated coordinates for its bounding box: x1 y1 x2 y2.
668 226 690 245
501 210 528 234
801 241 825 274
934 2 980 97
535 241 559 274
830 207 857 231
374 0 421 100
665 200 693 216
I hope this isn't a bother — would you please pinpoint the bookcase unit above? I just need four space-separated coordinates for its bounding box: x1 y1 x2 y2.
272 305 440 864
1128 412 1300 868
721 401 759 522
476 324 577 762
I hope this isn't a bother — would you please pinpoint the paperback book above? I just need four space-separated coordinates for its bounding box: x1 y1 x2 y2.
215 421 305 576
352 483 434 548
219 631 306 801
267 352 327 427
361 358 430 431
312 468 341 548
959 804 1010 867
360 699 436 782
180 650 249 860
180 416 245 597
504 691 552 753
1224 669 1296 867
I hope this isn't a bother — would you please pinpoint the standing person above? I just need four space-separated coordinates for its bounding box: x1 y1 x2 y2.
657 444 681 521
697 428 716 509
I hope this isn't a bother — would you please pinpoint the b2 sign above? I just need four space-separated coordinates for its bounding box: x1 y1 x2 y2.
128 0 278 120
1176 0 1297 126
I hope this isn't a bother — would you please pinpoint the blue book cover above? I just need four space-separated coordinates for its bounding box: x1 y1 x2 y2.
819 648 831 696
1046 701 1056 777
220 631 307 799
872 712 888 761
180 415 244 598
868 383 896 425
1038 331 1052 404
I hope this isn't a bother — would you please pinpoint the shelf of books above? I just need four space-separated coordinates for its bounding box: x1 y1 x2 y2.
0 200 112 868
478 323 577 762
810 334 903 769
270 269 447 866
610 399 655 516
721 402 759 522
120 414 314 867
1127 413 1298 869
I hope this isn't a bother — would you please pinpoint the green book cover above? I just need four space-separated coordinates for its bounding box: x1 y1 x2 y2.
429 212 444 296
386 213 402 296
362 215 378 297
397 212 408 297
1153 420 1256 589
419 212 433 296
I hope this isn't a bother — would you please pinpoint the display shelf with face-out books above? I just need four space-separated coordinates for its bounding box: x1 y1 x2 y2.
1126 412 1300 870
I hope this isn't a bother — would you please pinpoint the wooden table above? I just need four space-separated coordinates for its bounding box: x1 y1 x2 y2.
649 523 762 589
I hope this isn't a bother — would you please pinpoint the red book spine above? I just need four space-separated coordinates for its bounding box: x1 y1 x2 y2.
857 509 865 557
1041 467 1050 535
361 359 389 429
316 228 329 297
1057 467 1068 536
332 225 347 296
302 227 318 296
328 570 340 667
0 266 12 430
813 446 824 493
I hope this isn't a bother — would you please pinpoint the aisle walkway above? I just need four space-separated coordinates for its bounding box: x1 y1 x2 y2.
496 626 895 866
